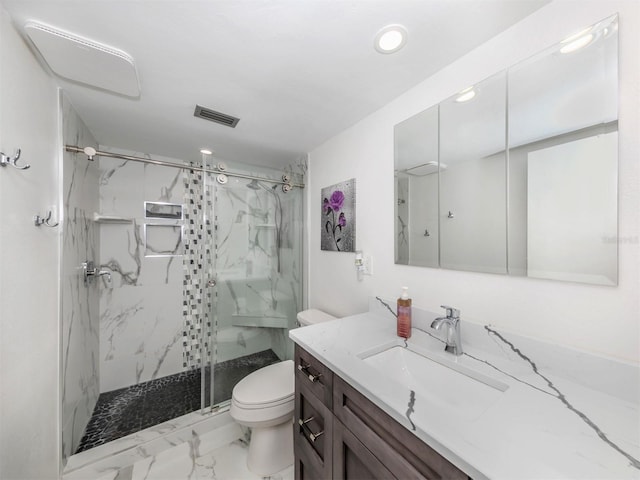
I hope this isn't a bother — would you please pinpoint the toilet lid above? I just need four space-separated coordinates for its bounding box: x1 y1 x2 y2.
297 309 336 326
232 360 294 407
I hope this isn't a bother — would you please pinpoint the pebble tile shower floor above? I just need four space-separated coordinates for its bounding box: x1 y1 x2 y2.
76 349 279 453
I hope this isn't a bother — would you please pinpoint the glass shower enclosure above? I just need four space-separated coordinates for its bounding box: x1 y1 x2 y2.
60 94 303 461
192 156 303 410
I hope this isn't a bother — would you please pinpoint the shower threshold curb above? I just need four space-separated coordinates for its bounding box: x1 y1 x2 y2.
63 405 235 479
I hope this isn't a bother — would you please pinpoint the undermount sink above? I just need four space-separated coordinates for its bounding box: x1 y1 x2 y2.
358 341 508 421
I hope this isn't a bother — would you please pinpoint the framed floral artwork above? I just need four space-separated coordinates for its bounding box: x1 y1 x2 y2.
321 179 356 252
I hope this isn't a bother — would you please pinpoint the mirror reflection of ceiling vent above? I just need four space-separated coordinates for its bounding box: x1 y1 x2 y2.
403 161 447 176
194 105 240 128
24 21 140 97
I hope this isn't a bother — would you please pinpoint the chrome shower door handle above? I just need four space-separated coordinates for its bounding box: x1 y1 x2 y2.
206 279 216 288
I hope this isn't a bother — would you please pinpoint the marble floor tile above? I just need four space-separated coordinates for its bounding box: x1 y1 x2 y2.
64 412 240 479
67 416 294 480
133 442 194 480
138 439 294 480
199 440 295 480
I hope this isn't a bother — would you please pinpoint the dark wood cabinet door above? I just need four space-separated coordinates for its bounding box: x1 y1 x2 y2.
295 440 326 480
333 418 395 480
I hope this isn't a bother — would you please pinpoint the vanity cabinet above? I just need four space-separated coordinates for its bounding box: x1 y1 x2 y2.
294 345 470 480
294 345 334 479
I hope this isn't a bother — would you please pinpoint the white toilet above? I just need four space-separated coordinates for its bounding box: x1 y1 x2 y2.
229 309 336 475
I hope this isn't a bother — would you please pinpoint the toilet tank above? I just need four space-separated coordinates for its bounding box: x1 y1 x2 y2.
296 309 336 327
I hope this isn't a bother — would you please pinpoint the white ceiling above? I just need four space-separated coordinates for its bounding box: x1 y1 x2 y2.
2 0 549 169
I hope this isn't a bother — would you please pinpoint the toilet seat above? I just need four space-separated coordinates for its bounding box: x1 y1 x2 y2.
232 360 294 408
230 396 294 428
233 394 294 410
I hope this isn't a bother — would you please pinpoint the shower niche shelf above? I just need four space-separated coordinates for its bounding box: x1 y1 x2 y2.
93 213 133 224
232 312 289 329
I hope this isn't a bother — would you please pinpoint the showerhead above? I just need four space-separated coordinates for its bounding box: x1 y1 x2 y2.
246 179 260 190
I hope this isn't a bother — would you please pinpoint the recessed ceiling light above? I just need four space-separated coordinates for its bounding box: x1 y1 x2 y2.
559 33 594 54
455 87 476 103
374 24 408 54
200 149 212 155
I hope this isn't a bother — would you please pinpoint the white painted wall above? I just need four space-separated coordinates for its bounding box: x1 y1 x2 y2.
0 5 61 479
307 0 640 363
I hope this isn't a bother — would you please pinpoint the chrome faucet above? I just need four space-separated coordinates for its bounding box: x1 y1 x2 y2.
431 305 463 356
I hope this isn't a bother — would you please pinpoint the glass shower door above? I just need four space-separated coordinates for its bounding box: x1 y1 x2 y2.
202 165 303 411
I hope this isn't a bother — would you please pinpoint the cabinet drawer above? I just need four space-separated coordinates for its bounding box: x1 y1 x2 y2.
333 375 469 480
295 345 333 407
295 378 333 479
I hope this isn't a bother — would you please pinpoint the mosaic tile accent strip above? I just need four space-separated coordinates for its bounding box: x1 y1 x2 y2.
182 168 215 369
75 349 279 453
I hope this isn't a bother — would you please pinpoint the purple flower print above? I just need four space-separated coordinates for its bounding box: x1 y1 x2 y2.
329 190 345 211
324 190 347 251
323 198 331 214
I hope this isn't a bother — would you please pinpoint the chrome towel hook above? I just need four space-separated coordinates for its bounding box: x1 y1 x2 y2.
0 149 30 170
34 211 59 227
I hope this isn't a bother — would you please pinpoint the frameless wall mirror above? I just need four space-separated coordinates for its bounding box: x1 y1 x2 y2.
508 15 618 285
394 14 618 286
395 105 439 268
440 70 507 274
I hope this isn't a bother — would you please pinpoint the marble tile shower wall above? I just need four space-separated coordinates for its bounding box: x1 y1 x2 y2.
98 149 185 393
61 94 101 461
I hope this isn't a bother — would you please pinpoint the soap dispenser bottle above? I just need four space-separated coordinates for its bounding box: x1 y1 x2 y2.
397 287 412 339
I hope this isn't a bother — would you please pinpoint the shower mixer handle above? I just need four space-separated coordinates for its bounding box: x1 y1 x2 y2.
82 261 111 285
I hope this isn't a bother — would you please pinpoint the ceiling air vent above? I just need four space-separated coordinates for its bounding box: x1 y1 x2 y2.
194 105 240 128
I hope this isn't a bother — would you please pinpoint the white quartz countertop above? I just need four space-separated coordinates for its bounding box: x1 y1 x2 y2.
289 301 640 480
